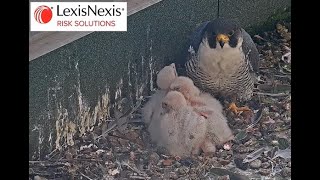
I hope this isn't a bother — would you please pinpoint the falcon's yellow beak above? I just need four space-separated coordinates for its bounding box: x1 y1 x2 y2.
216 34 229 48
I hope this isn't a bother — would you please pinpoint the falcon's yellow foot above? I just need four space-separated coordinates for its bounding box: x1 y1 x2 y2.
228 102 251 115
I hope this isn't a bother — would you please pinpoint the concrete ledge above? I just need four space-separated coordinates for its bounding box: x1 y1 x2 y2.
29 32 92 61
29 0 290 159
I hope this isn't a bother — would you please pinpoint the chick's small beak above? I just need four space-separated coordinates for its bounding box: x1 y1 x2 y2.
216 34 229 48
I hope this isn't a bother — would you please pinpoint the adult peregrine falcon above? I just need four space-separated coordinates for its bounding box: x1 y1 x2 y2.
178 17 260 112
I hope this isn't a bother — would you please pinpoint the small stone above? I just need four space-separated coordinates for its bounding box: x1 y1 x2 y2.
149 152 160 164
254 131 262 138
287 161 291 168
234 157 248 170
93 126 102 134
97 137 107 144
280 38 288 43
248 137 257 145
34 176 47 180
218 158 231 166
66 151 75 160
278 138 290 149
174 161 181 168
179 157 194 166
156 160 162 166
284 118 291 124
102 151 113 161
276 23 284 31
118 138 129 146
281 167 291 177
235 145 250 153
261 162 271 168
109 137 120 147
178 166 189 175
125 130 140 140
219 151 228 158
248 146 257 153
198 156 204 161
217 175 230 180
163 159 174 166
282 43 290 48
119 170 128 178
108 168 120 176
283 33 291 41
259 169 271 176
208 157 221 167
106 162 117 169
271 140 279 146
190 173 198 179
189 169 199 176
263 107 270 114
273 51 282 58
129 151 136 162
156 146 169 155
250 159 262 169
226 150 233 155
169 172 178 179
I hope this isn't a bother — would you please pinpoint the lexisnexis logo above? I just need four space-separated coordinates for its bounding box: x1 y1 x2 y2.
34 6 52 24
30 2 127 31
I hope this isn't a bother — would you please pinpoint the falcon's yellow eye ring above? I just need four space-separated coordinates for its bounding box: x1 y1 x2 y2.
228 30 235 36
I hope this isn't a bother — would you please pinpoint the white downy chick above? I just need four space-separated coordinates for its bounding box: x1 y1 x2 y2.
169 76 232 153
142 63 177 143
159 91 207 157
142 63 177 124
194 105 234 146
156 63 177 89
169 76 223 112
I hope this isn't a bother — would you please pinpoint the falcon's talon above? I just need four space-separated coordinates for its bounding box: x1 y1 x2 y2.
228 102 251 115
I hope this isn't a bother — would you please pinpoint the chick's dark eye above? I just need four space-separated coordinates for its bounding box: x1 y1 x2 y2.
173 87 180 91
228 30 235 36
162 103 168 109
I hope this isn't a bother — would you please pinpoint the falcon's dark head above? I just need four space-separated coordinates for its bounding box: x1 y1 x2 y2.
203 18 243 49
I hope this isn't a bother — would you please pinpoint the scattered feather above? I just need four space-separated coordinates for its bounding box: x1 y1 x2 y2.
272 148 291 160
243 147 270 163
234 130 247 142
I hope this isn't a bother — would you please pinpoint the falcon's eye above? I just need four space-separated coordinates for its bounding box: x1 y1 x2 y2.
228 30 235 36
